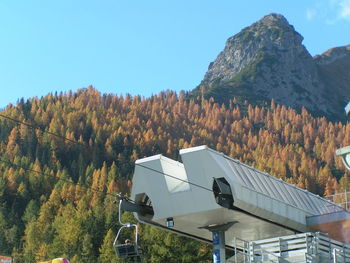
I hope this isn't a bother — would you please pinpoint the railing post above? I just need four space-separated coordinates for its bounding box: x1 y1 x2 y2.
234 237 237 263
345 190 348 210
333 248 337 263
249 242 254 263
278 237 282 258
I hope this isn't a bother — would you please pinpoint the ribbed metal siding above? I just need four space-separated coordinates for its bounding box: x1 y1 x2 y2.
225 157 342 215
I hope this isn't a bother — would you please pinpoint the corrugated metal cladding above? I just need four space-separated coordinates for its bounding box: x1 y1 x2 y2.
225 156 343 215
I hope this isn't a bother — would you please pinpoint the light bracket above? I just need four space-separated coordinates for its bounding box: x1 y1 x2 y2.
336 146 350 171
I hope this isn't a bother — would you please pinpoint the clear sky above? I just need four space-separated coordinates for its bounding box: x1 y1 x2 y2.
0 0 349 108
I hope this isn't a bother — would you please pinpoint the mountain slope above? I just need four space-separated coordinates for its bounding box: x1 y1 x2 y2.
315 45 350 116
1 88 350 261
193 14 350 120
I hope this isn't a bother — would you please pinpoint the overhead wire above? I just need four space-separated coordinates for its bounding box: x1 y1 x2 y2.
0 156 123 232
2 111 350 235
3 112 346 200
0 113 117 199
0 157 115 198
0 113 86 147
0 113 215 200
0 113 348 204
135 163 213 193
0 113 111 196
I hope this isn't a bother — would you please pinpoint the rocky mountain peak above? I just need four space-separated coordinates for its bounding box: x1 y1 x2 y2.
203 13 308 86
193 14 350 121
259 13 290 27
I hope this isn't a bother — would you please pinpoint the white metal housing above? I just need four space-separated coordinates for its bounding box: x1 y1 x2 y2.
131 146 343 245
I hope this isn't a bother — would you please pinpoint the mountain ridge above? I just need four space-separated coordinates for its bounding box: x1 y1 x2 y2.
193 13 350 121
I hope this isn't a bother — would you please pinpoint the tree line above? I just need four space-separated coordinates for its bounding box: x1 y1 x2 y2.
0 86 349 262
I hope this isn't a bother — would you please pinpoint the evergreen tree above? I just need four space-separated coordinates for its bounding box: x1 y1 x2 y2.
98 229 119 263
0 88 349 261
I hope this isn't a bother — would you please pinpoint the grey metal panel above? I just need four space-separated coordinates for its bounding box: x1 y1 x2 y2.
300 190 320 213
269 178 291 204
295 190 314 212
227 160 253 188
313 198 325 213
223 155 343 216
286 186 305 210
255 171 281 201
278 180 298 207
249 169 270 196
287 187 304 208
245 167 267 195
236 163 260 191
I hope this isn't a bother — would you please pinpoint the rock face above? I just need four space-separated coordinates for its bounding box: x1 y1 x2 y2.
314 45 350 117
194 13 350 120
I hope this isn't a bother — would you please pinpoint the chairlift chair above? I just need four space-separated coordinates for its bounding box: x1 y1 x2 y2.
113 196 143 263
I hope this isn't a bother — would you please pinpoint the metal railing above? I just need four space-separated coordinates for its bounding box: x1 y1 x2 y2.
326 190 350 211
228 232 350 263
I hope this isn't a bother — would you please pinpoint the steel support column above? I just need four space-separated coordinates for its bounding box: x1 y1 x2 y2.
212 230 226 263
200 222 235 263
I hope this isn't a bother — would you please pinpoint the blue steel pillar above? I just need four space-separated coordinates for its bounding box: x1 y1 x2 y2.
200 221 235 263
212 230 226 263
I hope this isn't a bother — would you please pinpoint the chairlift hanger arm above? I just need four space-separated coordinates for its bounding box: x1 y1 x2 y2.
114 195 144 262
116 194 154 216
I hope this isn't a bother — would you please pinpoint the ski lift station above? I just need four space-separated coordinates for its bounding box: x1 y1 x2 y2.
128 145 350 262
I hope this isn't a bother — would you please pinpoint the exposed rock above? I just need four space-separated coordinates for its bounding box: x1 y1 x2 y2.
314 45 350 119
314 45 350 65
193 13 350 121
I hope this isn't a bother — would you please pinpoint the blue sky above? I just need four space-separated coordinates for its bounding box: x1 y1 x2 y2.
0 0 349 108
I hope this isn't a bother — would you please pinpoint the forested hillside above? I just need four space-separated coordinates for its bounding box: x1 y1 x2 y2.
0 87 349 262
